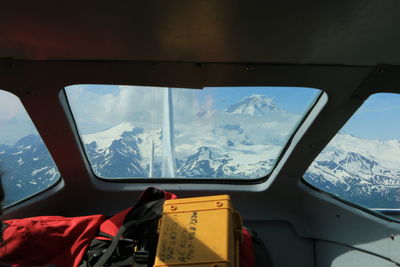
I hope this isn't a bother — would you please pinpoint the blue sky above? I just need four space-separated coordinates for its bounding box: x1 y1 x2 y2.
64 85 320 135
67 85 320 113
342 93 400 140
1 86 399 144
0 90 36 144
200 86 320 114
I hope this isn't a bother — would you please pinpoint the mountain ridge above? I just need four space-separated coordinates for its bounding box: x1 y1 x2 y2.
1 94 400 209
225 95 281 115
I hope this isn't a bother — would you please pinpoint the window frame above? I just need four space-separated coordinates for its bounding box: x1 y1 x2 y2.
301 180 400 223
63 85 324 184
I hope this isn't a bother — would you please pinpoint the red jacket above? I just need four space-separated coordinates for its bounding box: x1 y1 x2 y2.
0 188 255 267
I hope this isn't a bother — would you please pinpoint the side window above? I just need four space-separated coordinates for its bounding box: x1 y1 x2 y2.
0 90 61 208
304 93 400 212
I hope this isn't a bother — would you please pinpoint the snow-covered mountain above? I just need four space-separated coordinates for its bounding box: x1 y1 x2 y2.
175 146 275 178
76 95 400 209
80 95 289 179
0 135 60 207
225 95 281 115
304 133 400 208
2 94 400 209
82 122 281 179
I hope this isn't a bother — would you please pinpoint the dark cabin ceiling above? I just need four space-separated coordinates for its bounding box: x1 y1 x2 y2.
0 1 399 66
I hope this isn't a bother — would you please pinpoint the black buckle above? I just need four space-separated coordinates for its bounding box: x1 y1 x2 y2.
133 247 149 264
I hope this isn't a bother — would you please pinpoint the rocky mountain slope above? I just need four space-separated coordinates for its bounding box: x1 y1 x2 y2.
304 133 400 208
0 135 59 206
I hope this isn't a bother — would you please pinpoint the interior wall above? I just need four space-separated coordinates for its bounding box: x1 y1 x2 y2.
2 62 399 267
315 241 397 267
246 220 314 267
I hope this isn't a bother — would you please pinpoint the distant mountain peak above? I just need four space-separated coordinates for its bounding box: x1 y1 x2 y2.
225 94 281 115
188 146 212 161
82 122 135 150
15 134 40 146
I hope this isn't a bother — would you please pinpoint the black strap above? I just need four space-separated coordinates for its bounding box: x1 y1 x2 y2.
93 199 164 267
0 223 9 244
97 231 113 239
133 247 150 267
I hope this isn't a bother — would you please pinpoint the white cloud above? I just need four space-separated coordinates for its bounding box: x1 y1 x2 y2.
66 85 200 133
0 90 22 124
0 90 36 144
66 85 302 147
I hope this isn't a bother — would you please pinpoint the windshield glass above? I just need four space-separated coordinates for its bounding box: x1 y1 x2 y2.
65 85 320 180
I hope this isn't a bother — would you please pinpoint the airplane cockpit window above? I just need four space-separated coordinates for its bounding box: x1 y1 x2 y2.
304 93 400 212
65 85 320 180
0 90 61 208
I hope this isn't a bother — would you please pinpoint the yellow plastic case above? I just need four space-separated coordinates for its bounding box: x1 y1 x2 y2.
153 195 242 267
